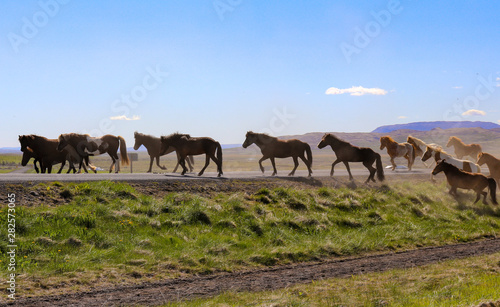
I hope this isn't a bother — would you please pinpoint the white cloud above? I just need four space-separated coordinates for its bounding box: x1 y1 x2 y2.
452 86 462 89
398 116 407 119
110 115 140 121
325 86 388 96
462 109 486 116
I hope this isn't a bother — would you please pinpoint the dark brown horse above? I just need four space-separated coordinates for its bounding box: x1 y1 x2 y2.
133 132 194 173
318 133 384 183
242 131 312 177
432 160 497 205
160 133 223 177
18 135 78 173
57 133 129 173
446 136 482 161
21 147 41 173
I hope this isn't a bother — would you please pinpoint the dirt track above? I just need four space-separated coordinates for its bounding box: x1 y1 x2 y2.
4 238 500 306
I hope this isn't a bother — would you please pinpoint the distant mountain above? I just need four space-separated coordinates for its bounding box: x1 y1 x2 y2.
0 147 21 154
372 121 500 133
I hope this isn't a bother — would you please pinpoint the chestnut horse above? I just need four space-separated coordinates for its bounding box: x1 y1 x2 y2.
160 133 223 177
133 132 194 173
477 152 500 187
18 134 78 173
379 136 415 171
318 133 384 183
57 133 129 173
432 160 497 205
446 136 482 161
242 131 312 177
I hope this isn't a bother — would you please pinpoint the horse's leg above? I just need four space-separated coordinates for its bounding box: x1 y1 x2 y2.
481 190 488 205
343 161 354 181
258 156 269 174
156 156 166 170
33 159 40 173
330 159 342 177
147 156 154 173
198 154 211 176
288 156 299 176
188 155 195 172
207 151 222 177
362 160 376 183
298 155 312 177
390 157 396 171
57 161 66 174
270 157 278 176
179 156 189 175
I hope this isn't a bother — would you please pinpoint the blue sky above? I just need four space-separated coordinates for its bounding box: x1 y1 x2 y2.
1 0 499 147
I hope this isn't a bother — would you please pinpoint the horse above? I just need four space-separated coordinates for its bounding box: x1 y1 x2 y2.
422 145 480 173
318 133 384 183
242 131 312 177
18 135 78 173
379 136 415 171
133 132 194 173
57 133 129 173
432 160 497 205
160 133 223 177
406 136 438 168
446 136 482 161
477 152 500 187
21 147 41 173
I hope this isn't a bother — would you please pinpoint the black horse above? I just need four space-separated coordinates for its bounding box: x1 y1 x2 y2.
318 133 384 183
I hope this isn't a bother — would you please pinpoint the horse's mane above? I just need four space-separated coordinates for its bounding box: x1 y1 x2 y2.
428 144 451 155
407 136 426 146
134 131 157 139
381 136 396 143
246 131 277 141
448 136 465 145
162 132 191 140
324 133 350 146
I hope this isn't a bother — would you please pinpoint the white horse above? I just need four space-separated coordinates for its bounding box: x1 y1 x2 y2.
422 145 480 180
406 136 439 168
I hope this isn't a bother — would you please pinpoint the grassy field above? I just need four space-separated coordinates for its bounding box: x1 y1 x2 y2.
1 178 499 301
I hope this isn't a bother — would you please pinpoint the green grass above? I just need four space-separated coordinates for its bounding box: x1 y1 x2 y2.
170 252 500 306
1 180 499 297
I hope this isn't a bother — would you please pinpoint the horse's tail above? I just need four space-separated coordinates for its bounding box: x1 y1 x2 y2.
216 141 223 174
305 144 313 168
119 136 130 166
375 152 385 181
488 178 498 205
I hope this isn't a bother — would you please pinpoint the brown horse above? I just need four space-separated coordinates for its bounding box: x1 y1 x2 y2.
380 136 415 171
242 131 312 177
446 136 482 161
57 133 129 173
160 133 223 177
318 133 384 183
133 132 194 173
477 152 500 187
432 160 497 205
18 135 78 173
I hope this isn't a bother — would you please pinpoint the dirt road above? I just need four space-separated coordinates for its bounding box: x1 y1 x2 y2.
5 238 500 306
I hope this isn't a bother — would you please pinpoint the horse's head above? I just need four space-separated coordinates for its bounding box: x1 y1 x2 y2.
18 135 29 152
21 148 34 166
133 132 142 151
57 134 68 151
477 152 486 166
431 159 449 175
160 136 171 154
379 137 387 150
242 131 256 148
446 137 456 147
421 146 433 162
317 133 332 149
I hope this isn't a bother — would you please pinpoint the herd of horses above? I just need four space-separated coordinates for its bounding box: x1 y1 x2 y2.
17 131 500 205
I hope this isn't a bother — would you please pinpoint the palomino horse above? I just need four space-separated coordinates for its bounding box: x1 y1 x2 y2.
57 133 129 173
432 160 497 205
406 136 438 168
242 131 312 177
160 133 223 177
318 133 384 183
133 132 194 173
422 145 480 173
379 136 415 171
18 134 78 173
446 136 482 161
477 152 500 187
